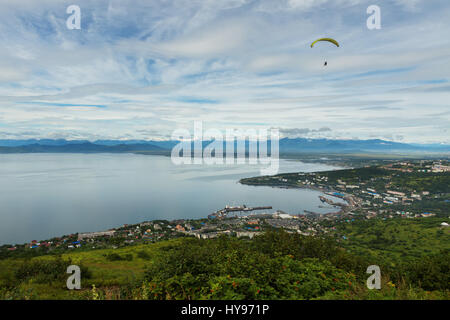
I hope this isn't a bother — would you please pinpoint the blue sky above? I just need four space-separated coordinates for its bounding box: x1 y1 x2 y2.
0 0 449 143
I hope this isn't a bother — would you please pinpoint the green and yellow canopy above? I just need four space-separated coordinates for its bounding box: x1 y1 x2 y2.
310 38 340 48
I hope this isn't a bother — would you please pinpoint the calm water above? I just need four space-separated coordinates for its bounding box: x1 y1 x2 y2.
0 153 342 245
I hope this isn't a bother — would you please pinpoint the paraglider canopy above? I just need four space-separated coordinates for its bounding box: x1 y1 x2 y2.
310 38 339 48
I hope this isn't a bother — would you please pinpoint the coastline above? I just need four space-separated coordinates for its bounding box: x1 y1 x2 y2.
1 175 349 246
238 179 358 217
0 154 343 245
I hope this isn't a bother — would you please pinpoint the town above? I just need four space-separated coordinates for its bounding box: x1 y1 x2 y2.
1 160 449 257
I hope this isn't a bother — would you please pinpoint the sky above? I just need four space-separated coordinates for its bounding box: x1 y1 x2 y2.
0 0 449 143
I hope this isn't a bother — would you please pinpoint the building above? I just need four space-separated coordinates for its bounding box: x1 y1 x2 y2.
78 230 116 241
387 190 406 197
421 212 435 217
140 222 153 227
273 211 295 219
175 224 185 232
432 164 450 173
236 231 256 239
385 196 399 202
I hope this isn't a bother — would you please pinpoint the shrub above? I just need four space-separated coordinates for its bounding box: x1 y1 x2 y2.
104 253 133 261
14 257 91 285
142 231 360 300
137 250 151 260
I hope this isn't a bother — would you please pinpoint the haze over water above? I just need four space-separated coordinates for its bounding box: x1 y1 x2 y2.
0 153 342 245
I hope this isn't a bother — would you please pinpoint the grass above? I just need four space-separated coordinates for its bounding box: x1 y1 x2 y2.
0 238 186 299
335 217 450 265
1 220 448 300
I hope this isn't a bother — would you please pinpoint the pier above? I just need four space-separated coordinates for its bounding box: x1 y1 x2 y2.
319 195 347 207
208 205 273 219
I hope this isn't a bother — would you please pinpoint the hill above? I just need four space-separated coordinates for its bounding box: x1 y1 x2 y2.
0 225 448 300
0 142 165 154
0 138 448 154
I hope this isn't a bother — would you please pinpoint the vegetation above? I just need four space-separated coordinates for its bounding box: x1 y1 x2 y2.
330 217 449 293
0 226 448 300
333 217 450 262
1 161 448 300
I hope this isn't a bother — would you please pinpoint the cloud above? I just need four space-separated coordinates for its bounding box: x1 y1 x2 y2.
19 102 107 108
278 127 332 138
393 0 423 11
154 19 251 58
0 0 448 143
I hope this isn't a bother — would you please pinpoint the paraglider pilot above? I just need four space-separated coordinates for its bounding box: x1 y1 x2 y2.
310 38 339 67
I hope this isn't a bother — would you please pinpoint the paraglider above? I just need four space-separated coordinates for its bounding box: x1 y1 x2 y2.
310 38 340 48
311 38 339 66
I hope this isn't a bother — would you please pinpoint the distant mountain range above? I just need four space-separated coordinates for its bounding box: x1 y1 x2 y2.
277 138 450 153
0 138 448 154
0 141 165 154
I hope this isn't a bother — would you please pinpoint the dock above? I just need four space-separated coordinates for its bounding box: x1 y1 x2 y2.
319 195 347 207
208 205 273 219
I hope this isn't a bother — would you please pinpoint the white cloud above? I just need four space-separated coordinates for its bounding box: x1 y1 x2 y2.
0 0 448 143
393 0 423 11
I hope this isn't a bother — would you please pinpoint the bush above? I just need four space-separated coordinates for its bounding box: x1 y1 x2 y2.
142 231 361 299
14 257 91 285
105 253 133 261
400 250 449 291
137 250 151 260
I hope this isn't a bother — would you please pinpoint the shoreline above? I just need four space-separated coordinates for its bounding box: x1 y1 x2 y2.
1 180 350 247
0 156 353 246
238 180 358 217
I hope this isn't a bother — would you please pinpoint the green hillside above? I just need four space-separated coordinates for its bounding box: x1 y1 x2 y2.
1 222 449 300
